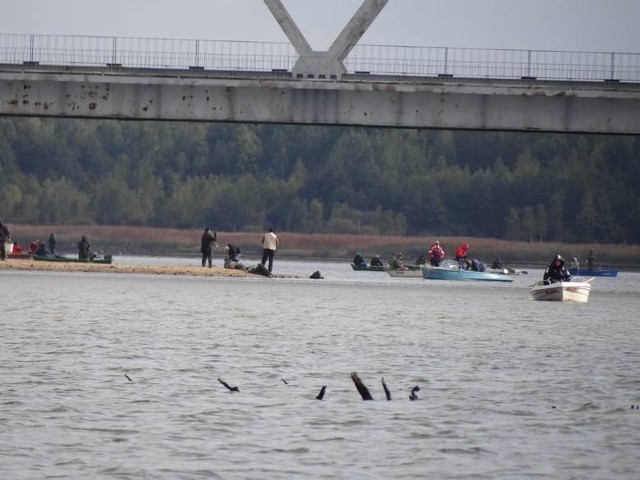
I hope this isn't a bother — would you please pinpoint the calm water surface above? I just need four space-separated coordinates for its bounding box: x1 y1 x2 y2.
2 258 639 479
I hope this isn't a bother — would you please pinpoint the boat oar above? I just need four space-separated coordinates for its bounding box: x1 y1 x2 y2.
583 277 595 283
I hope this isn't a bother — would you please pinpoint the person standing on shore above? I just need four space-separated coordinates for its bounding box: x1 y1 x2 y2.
261 227 279 273
200 227 217 268
0 220 9 260
78 235 90 259
48 233 57 255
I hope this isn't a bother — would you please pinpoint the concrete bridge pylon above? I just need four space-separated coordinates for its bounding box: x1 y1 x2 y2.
263 0 388 79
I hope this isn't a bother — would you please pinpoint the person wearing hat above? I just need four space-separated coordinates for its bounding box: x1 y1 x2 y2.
428 240 445 267
370 254 384 267
543 253 573 284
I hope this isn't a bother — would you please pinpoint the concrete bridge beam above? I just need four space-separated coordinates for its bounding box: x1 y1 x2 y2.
1 71 639 134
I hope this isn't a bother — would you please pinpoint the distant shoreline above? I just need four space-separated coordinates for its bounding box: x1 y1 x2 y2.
4 224 639 270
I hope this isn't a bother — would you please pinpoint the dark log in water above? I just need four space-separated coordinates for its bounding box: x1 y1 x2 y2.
382 377 391 401
218 378 239 392
124 374 132 382
281 378 288 385
350 372 373 400
316 385 326 400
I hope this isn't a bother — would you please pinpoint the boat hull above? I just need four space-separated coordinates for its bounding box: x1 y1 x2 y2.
387 268 423 278
33 254 113 265
567 268 617 277
351 263 422 272
422 263 513 282
529 281 591 302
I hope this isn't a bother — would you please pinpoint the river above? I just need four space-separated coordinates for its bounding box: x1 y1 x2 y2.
1 257 639 479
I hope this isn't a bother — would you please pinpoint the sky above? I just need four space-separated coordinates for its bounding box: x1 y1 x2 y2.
1 0 640 53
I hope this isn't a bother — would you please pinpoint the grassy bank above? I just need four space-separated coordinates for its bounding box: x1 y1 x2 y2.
7 224 640 270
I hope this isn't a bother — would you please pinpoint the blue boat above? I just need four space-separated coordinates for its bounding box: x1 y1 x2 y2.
567 267 618 277
422 260 513 282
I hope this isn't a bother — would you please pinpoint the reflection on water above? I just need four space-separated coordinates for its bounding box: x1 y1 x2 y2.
1 260 640 479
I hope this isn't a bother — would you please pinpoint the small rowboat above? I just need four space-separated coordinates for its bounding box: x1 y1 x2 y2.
33 254 113 265
529 280 592 302
567 267 617 277
387 268 424 278
351 263 422 272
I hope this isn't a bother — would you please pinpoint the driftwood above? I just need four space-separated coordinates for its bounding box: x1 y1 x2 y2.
124 374 132 382
381 377 392 401
350 372 373 400
218 378 239 392
281 378 288 385
315 385 327 400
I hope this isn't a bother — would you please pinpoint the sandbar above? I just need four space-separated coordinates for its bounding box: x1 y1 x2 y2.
0 258 276 277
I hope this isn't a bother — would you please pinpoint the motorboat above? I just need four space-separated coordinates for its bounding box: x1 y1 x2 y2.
529 280 592 302
422 260 513 282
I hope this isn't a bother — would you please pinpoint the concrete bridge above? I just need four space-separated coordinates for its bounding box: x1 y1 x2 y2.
1 0 640 134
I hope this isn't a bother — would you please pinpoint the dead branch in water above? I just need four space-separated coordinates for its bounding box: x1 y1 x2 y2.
351 372 373 400
382 377 391 401
218 378 239 392
315 385 326 400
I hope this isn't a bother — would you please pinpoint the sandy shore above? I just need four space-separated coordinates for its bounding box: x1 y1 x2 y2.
0 258 286 278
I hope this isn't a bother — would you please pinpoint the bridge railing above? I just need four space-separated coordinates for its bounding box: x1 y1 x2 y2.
2 33 640 82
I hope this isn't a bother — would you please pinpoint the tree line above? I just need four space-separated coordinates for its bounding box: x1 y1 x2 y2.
1 117 638 243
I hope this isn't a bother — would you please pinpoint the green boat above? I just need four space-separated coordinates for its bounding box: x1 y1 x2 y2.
33 254 113 265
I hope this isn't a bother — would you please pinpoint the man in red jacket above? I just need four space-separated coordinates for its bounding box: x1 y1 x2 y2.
455 242 469 268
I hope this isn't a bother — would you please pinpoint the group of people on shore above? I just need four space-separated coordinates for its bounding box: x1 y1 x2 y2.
200 227 279 274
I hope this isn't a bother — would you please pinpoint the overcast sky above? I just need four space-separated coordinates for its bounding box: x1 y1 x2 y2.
1 0 639 53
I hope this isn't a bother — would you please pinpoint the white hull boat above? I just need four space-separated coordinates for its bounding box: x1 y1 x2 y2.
529 280 592 302
387 268 424 278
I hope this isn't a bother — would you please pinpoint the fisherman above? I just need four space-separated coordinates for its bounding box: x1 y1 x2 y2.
370 255 384 267
428 240 445 267
543 253 573 284
352 251 367 267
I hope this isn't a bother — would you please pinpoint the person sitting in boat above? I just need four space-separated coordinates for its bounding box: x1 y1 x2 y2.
491 255 504 269
370 255 384 267
455 242 470 268
415 254 427 265
35 241 49 256
469 258 486 272
78 235 91 259
389 252 404 269
543 254 573 284
28 240 39 255
428 240 445 267
353 252 367 267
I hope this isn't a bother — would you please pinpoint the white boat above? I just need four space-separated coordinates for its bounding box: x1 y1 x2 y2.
529 280 592 302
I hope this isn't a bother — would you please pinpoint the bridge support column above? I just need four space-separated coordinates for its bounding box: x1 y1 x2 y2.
263 0 388 79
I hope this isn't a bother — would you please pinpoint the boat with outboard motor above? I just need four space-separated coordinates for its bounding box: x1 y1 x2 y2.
422 260 513 282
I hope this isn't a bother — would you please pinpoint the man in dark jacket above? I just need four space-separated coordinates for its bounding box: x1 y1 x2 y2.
225 243 242 262
200 227 217 268
543 254 573 284
0 220 9 260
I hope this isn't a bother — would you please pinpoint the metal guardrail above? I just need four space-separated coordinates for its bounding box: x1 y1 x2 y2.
1 33 640 82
